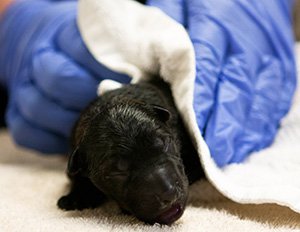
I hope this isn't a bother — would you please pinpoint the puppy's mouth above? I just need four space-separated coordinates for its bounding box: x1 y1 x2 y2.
125 196 187 225
155 203 184 225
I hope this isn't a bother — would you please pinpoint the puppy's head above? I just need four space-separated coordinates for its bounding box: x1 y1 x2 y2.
68 101 188 224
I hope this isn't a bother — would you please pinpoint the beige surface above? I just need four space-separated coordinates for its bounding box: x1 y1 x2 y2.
1 130 300 232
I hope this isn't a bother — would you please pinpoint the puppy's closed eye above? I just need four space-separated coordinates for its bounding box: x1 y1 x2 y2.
103 159 130 181
104 174 129 184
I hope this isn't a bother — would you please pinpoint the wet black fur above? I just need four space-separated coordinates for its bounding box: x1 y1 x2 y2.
57 79 204 224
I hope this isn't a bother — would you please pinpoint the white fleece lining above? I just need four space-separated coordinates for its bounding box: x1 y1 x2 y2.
78 0 300 214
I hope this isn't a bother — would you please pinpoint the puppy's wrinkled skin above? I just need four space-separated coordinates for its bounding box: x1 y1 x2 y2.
58 80 204 225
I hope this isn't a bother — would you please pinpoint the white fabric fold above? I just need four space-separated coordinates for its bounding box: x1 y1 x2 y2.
78 0 300 214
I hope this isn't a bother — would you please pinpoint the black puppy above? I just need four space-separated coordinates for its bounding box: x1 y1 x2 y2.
57 79 204 225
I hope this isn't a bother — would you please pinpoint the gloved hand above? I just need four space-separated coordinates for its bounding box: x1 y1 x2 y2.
0 0 130 153
147 0 296 167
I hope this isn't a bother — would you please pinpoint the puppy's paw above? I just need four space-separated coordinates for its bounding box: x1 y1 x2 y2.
57 193 104 211
57 195 80 211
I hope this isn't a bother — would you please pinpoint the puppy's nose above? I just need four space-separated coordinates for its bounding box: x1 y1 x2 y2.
146 166 180 206
155 184 177 206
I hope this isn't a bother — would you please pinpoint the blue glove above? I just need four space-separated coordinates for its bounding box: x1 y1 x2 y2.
0 0 130 153
148 0 297 167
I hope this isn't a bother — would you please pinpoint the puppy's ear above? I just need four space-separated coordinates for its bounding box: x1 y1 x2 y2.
67 146 86 176
152 105 170 122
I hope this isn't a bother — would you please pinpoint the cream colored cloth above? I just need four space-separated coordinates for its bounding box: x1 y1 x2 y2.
1 130 300 231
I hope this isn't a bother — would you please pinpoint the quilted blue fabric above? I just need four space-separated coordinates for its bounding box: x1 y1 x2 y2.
148 0 297 167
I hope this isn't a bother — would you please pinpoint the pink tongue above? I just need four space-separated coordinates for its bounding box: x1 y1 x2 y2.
156 204 183 225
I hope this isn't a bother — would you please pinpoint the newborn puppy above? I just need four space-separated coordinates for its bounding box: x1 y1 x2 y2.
57 79 204 225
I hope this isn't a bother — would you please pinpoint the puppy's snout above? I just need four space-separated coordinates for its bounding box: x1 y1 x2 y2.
148 170 181 207
127 162 187 219
155 184 177 206
143 164 183 203
126 162 187 224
